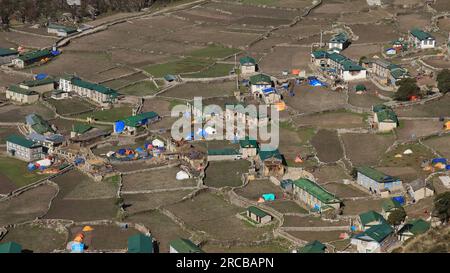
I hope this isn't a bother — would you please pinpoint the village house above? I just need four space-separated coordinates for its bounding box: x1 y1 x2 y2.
207 148 241 161
409 28 436 49
18 78 55 94
25 114 63 152
356 166 403 195
249 74 273 94
257 149 285 177
6 134 43 162
169 238 203 253
381 199 403 219
59 75 119 105
311 51 366 81
296 240 327 253
127 234 154 253
224 103 269 129
292 178 341 212
240 56 257 74
47 23 78 37
328 32 350 52
180 146 206 172
6 85 39 104
357 210 387 231
397 219 430 241
51 89 70 100
113 111 160 135
369 60 409 87
372 105 399 132
246 206 273 224
70 123 94 138
26 114 54 135
239 138 258 159
406 179 434 203
12 49 54 68
351 222 395 253
0 48 18 65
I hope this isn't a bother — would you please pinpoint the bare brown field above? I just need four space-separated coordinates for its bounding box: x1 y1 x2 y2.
341 133 396 166
286 230 342 242
350 24 399 43
161 81 235 99
397 13 431 33
0 31 57 48
122 190 193 214
166 191 272 241
343 44 381 60
121 167 197 192
265 200 308 214
0 184 58 226
0 71 32 88
394 95 450 118
311 129 343 163
126 210 190 253
376 166 419 183
285 86 347 114
1 224 66 253
396 119 444 141
322 182 370 198
432 0 450 12
235 179 284 201
293 111 366 129
313 165 351 184
0 104 54 122
423 134 450 158
404 196 433 220
342 198 388 216
259 46 312 76
283 215 349 227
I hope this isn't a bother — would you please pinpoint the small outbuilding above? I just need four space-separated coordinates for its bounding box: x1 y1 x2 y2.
246 206 272 224
127 234 154 253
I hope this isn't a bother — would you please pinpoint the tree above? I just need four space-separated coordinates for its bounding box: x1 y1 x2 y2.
436 69 450 94
387 207 406 227
395 78 420 101
432 191 450 224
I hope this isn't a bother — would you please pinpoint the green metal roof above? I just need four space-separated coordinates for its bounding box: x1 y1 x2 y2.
292 178 341 204
311 50 328 59
122 111 159 127
127 234 153 253
355 84 366 91
0 242 22 253
240 56 256 65
330 32 348 44
372 104 391 113
376 109 398 124
6 134 38 149
170 238 203 253
354 222 393 243
247 206 269 218
20 78 55 87
410 28 434 41
68 76 118 97
357 166 399 183
298 240 326 253
48 23 78 34
207 148 240 156
239 137 258 149
27 114 54 134
400 219 430 235
390 67 408 79
0 48 18 57
342 60 365 71
258 149 283 161
328 52 347 63
382 199 402 212
7 85 38 96
72 123 93 134
18 49 53 62
359 210 386 226
250 74 271 85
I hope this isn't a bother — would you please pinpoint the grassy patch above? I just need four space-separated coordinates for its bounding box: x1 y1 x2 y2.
76 106 132 122
47 98 96 115
204 160 250 188
0 157 50 188
119 81 160 96
188 45 240 59
143 57 213 77
184 63 235 78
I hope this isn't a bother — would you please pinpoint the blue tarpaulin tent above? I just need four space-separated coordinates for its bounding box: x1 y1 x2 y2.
432 158 447 164
392 196 405 205
51 50 61 56
71 242 84 253
35 73 48 80
114 121 125 133
262 193 275 201
117 149 126 155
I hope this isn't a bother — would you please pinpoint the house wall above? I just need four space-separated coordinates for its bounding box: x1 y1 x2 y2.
241 147 257 159
241 65 256 74
6 90 39 104
207 154 241 161
251 84 271 94
352 238 381 253
378 121 397 132
6 141 42 161
169 246 179 253
12 58 25 68
409 35 436 49
413 188 434 201
20 83 54 94
357 172 382 192
51 92 69 100
0 55 18 65
329 42 343 50
343 70 367 81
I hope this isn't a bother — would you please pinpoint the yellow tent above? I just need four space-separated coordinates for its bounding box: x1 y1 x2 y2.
445 121 450 130
274 101 286 111
82 226 94 232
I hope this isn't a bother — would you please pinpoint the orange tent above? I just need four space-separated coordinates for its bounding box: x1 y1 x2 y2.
292 69 301 75
295 155 304 163
274 101 286 111
82 226 94 232
445 121 450 130
74 233 84 243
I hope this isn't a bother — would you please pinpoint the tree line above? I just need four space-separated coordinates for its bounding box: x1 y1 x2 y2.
0 0 181 28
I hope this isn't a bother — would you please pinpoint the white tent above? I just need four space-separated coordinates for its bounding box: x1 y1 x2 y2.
204 126 216 135
36 159 52 167
152 139 165 148
176 171 190 180
403 149 413 155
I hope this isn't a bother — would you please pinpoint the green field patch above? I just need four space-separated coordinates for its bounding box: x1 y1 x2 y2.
184 63 235 78
119 81 160 96
0 157 50 188
76 106 133 122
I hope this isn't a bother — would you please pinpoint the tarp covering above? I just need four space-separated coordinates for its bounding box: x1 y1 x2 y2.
71 242 84 253
35 73 48 80
152 139 165 148
392 196 405 205
176 171 190 180
432 158 447 164
262 193 275 201
36 159 52 167
114 121 125 133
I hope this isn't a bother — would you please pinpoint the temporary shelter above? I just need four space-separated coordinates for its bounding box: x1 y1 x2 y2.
152 139 165 148
176 171 190 180
403 149 413 155
82 226 94 232
262 193 275 201
71 242 84 253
